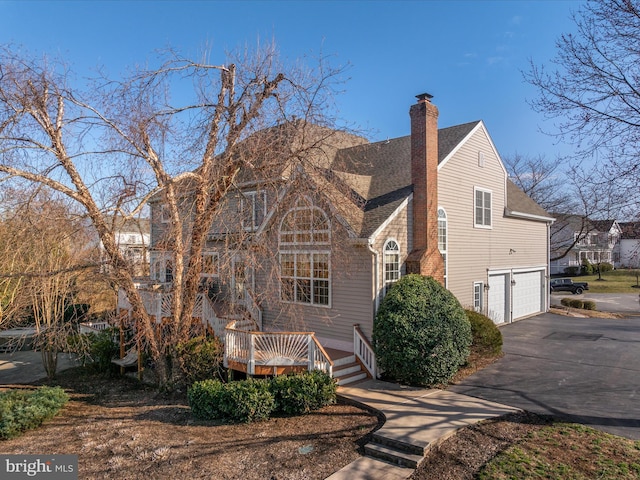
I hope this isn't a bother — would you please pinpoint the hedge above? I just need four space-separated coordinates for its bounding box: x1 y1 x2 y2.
0 386 69 439
188 370 337 423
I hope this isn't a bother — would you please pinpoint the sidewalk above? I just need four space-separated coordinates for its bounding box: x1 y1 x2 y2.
0 351 78 385
328 380 519 480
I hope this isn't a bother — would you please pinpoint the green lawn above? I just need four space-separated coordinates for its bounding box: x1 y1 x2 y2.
567 270 640 293
478 422 640 480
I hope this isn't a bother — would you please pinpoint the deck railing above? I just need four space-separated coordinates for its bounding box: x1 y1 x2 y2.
354 324 377 378
224 322 333 376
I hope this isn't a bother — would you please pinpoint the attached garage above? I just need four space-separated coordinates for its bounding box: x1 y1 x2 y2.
487 267 546 324
488 272 509 324
512 269 545 320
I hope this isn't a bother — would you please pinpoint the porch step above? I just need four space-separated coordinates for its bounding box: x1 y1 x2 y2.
364 442 424 469
331 355 368 386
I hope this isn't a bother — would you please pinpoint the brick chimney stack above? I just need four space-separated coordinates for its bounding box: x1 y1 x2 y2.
405 93 445 284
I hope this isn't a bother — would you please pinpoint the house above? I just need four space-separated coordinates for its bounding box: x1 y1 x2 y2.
121 93 553 383
102 217 150 277
549 215 621 274
617 221 640 268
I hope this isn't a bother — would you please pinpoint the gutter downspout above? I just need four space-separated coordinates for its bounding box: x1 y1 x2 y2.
367 240 380 314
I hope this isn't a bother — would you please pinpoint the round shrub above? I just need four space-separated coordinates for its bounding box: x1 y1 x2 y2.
270 370 336 415
582 300 597 310
373 274 472 386
188 378 275 423
564 266 580 276
465 310 502 356
569 299 584 309
175 336 224 386
581 260 594 275
598 262 613 273
560 298 573 308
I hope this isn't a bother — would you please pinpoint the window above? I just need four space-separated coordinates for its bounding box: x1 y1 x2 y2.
201 253 219 278
438 208 448 286
279 205 331 307
280 207 330 245
383 240 400 295
280 252 330 306
473 282 483 312
240 190 267 232
165 260 173 283
474 188 492 227
160 204 170 223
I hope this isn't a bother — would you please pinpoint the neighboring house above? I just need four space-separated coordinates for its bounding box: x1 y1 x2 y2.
617 221 640 268
121 93 552 383
550 216 621 274
103 217 150 277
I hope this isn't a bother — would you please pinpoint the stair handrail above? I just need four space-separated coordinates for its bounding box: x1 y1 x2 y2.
309 334 334 376
354 324 377 379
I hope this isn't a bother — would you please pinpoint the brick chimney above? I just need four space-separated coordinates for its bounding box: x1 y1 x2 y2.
405 93 445 284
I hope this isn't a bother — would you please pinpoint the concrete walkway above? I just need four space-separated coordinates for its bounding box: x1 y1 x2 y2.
0 351 78 384
328 380 518 480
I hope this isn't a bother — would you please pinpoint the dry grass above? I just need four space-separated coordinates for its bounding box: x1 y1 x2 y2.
0 368 379 479
413 412 640 480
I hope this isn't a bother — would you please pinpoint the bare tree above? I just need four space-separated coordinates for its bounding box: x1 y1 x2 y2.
526 0 640 217
0 193 95 376
502 152 575 213
0 44 355 388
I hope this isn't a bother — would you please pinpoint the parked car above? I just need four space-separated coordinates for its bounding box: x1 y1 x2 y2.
550 278 589 295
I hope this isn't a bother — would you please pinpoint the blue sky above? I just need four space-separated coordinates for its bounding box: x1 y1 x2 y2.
1 0 583 161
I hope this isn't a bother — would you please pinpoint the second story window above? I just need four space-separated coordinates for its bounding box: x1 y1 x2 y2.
279 205 331 307
474 187 492 228
383 239 400 295
240 190 267 232
438 208 448 287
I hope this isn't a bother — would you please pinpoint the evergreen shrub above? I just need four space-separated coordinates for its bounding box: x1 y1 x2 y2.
465 310 502 356
582 300 597 310
270 370 336 415
175 336 224 386
373 274 472 386
569 299 584 309
0 386 68 439
188 378 274 423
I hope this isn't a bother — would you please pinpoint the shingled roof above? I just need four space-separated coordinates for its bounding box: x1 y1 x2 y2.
328 121 479 237
329 121 550 238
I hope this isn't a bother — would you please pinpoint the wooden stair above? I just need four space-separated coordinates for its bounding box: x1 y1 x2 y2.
326 349 368 386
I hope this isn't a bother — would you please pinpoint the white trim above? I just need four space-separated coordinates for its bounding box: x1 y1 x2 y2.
279 205 331 246
473 281 484 312
240 190 267 232
474 187 493 228
382 238 400 296
438 121 508 178
511 265 547 274
368 194 411 243
505 210 555 223
279 250 332 308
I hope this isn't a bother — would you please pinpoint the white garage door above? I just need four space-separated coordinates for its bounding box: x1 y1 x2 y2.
512 270 544 320
488 273 508 324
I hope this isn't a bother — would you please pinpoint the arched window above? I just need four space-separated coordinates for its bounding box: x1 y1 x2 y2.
383 239 400 295
279 206 331 307
438 208 448 286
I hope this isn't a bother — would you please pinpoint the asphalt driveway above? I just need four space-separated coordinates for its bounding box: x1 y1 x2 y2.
451 312 640 439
